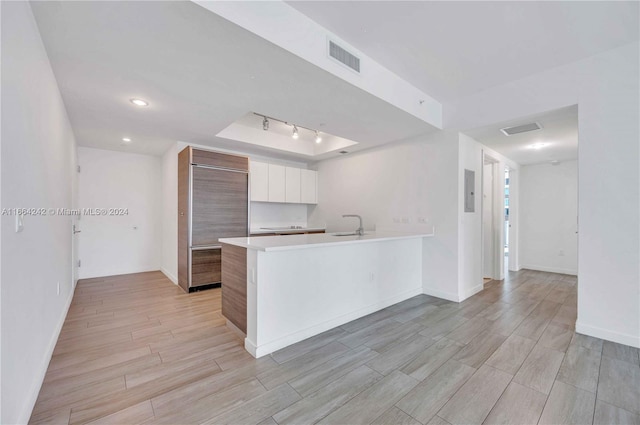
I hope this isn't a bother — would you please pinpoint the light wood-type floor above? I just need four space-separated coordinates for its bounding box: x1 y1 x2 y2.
30 270 640 425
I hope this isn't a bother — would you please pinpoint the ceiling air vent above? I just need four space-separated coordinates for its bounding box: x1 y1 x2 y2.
329 40 360 73
500 122 542 136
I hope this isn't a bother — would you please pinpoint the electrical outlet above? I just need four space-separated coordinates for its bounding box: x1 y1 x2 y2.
559 250 565 257
56 282 60 295
417 217 427 224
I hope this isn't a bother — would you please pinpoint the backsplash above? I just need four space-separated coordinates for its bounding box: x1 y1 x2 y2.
250 202 308 230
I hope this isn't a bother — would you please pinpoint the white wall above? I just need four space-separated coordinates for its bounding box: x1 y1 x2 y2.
310 131 520 303
457 134 520 298
520 161 578 275
161 143 179 283
446 41 640 348
309 131 461 301
77 147 161 279
1 2 78 423
458 135 484 299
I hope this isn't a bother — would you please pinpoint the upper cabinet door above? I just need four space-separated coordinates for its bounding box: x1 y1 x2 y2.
285 167 301 203
250 161 269 202
268 164 286 202
300 169 317 204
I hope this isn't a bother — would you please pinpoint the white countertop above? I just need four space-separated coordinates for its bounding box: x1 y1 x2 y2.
219 230 434 252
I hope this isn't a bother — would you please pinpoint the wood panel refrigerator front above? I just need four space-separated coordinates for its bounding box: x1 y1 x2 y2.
178 147 248 292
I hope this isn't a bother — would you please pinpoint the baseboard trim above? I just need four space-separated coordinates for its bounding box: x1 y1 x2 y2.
245 339 258 358
161 267 178 285
249 287 423 358
460 283 484 302
19 286 75 424
520 264 577 276
576 322 640 348
422 287 462 303
78 265 160 280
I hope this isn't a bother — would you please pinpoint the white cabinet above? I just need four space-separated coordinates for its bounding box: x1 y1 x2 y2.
268 164 286 202
250 161 317 204
250 161 269 202
300 169 318 204
285 167 301 203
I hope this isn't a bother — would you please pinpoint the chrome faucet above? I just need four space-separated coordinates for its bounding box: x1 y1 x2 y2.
342 214 364 236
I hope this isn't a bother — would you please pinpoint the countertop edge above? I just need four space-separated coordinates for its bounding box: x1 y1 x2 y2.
219 232 434 252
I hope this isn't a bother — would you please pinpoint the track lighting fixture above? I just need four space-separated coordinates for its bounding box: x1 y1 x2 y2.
254 112 323 143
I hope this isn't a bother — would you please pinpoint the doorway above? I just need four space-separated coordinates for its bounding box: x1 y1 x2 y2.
482 154 501 281
504 166 510 273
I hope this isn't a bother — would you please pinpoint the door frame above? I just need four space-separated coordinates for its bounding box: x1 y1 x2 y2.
481 153 505 281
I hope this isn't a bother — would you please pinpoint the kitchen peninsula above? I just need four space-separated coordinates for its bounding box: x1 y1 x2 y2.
219 231 434 358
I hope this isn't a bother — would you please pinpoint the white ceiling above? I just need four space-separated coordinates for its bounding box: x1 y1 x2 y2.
287 1 640 102
465 105 578 166
30 1 638 161
30 1 438 159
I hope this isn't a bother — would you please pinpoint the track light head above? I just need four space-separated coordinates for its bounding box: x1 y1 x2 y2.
315 131 322 144
292 125 299 139
262 116 269 131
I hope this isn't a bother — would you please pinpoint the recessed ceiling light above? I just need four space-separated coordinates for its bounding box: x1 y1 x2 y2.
130 98 149 107
122 137 132 143
529 142 548 150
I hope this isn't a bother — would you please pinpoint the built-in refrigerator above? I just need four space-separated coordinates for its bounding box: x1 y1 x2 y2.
178 147 249 292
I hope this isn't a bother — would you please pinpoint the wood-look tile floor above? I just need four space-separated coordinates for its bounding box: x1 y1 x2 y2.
30 270 640 425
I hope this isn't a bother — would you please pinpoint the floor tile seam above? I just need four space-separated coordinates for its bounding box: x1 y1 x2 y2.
393 402 426 425
295 368 384 425
478 372 546 425
601 352 640 368
535 347 570 425
592 348 639 418
427 361 489 422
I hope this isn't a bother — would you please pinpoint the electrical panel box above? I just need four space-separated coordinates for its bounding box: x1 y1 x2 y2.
464 169 475 213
